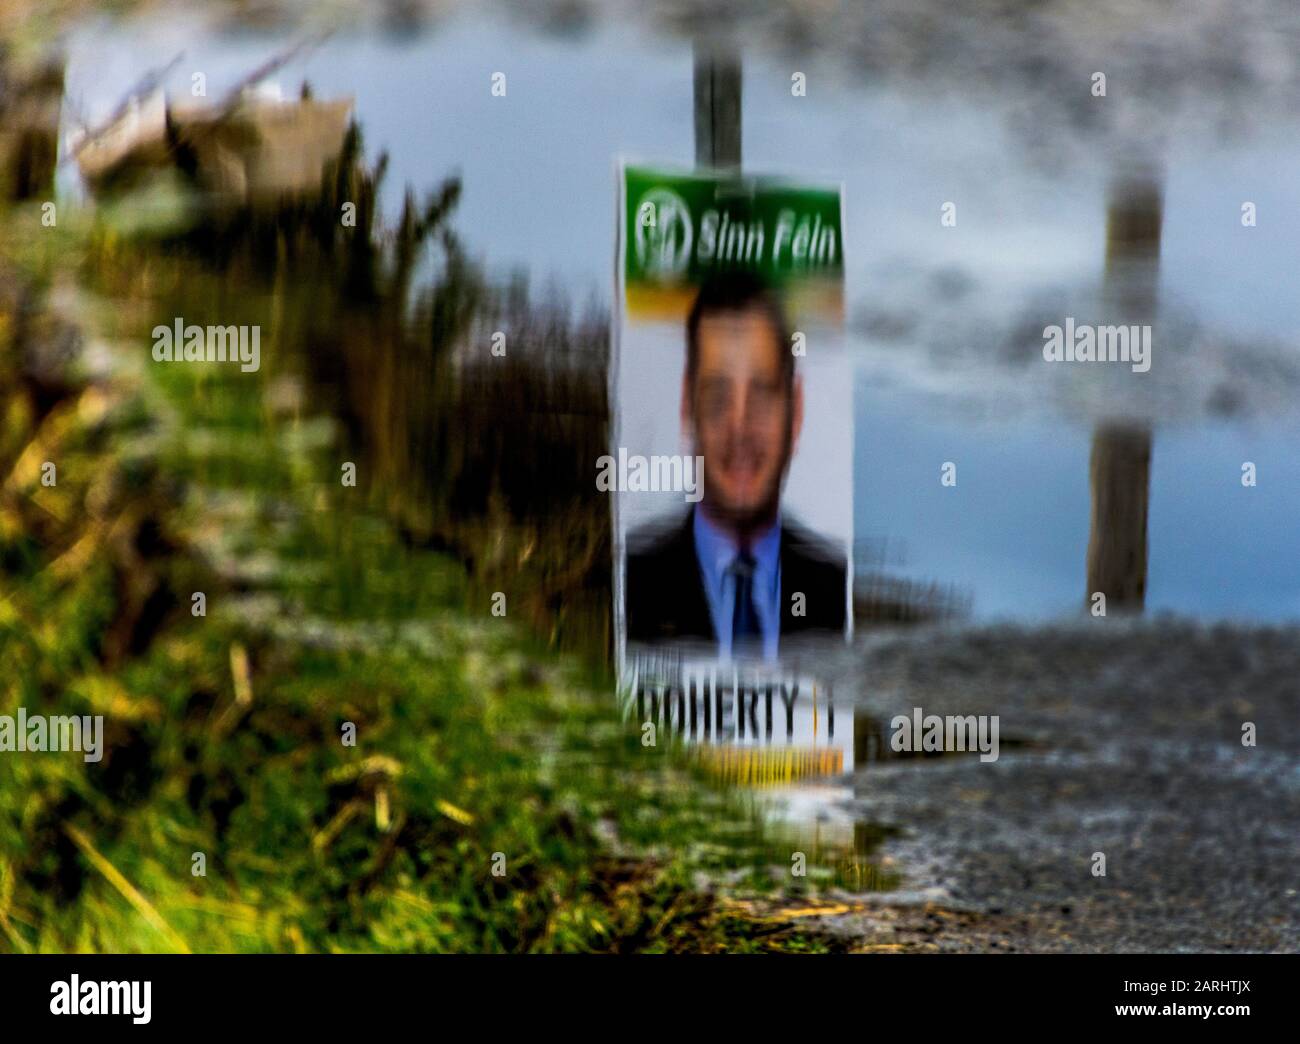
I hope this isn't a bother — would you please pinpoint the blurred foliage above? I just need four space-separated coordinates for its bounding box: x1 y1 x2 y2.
85 119 614 661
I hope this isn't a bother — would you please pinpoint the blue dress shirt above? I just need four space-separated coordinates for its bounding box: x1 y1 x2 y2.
692 508 781 661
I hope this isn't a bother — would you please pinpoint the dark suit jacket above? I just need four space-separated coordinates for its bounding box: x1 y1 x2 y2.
625 509 847 647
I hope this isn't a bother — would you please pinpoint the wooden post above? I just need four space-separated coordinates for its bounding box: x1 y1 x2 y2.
1086 424 1152 608
1085 179 1161 612
694 44 741 169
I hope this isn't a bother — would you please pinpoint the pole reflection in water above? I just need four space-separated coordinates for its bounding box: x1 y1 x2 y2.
1086 177 1161 613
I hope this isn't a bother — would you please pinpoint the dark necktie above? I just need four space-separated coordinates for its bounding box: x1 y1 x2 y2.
729 550 761 653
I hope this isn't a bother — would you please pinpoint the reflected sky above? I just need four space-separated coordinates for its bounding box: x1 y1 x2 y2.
62 9 1300 622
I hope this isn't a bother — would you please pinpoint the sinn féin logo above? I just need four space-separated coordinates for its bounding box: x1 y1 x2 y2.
634 188 693 280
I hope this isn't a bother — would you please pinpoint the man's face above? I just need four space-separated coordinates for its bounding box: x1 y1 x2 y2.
684 308 802 531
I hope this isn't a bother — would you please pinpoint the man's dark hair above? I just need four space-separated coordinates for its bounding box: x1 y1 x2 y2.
685 270 794 389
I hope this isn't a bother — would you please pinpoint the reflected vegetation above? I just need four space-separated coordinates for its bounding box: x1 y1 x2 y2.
82 87 615 655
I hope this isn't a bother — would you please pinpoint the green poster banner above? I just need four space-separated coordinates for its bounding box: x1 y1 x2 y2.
621 164 844 320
